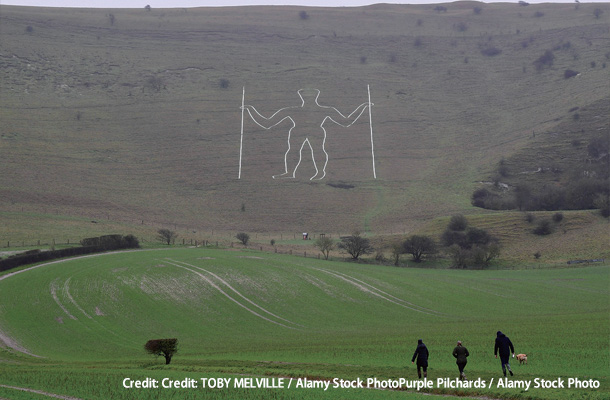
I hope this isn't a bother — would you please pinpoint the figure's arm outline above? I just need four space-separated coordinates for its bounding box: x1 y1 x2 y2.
323 102 372 127
242 105 296 129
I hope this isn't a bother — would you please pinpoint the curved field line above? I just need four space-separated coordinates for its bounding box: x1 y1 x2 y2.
168 259 303 327
63 278 92 319
50 279 77 321
164 260 300 330
0 384 83 400
0 250 173 357
0 330 43 358
323 268 443 315
310 267 441 315
0 249 174 283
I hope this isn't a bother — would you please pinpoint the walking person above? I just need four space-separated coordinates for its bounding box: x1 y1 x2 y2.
452 340 469 380
411 339 429 379
494 331 515 377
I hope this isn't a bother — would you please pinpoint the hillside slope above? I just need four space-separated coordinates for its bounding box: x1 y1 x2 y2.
1 2 609 233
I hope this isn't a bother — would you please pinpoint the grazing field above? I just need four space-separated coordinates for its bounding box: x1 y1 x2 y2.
1 248 607 399
1 3 609 234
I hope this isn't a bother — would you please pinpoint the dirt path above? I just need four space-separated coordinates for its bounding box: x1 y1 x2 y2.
0 384 83 400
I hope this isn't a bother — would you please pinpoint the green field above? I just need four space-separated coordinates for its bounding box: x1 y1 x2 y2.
1 248 607 399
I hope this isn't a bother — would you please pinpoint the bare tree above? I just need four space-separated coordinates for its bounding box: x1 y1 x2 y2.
144 338 178 365
314 236 335 260
403 235 437 263
157 229 177 245
338 232 373 260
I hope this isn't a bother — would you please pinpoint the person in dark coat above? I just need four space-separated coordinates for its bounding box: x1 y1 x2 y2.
494 331 515 376
452 340 469 380
411 339 429 379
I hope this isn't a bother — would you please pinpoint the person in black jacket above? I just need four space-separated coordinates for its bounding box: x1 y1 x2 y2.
494 331 515 376
452 340 470 380
411 339 429 379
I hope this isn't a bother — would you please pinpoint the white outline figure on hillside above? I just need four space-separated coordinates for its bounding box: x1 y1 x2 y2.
241 88 373 180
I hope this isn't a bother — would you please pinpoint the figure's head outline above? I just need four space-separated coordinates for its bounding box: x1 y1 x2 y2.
297 88 321 105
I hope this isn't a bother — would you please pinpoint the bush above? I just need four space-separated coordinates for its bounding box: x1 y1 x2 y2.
534 50 555 71
552 212 564 223
219 79 230 89
525 213 536 223
235 232 250 246
594 194 609 218
403 235 437 263
454 22 468 32
481 47 502 57
448 214 468 231
564 69 579 79
0 234 139 273
441 230 468 248
533 219 553 235
157 229 177 245
299 10 309 20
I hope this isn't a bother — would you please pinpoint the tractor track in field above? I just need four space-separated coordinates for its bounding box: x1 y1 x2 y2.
0 384 83 400
0 249 173 357
309 267 444 316
164 259 303 330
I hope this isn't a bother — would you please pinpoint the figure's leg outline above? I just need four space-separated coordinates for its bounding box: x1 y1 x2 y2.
273 129 293 179
307 132 328 180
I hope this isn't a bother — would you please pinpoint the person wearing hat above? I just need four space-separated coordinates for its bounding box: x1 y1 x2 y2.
411 339 429 379
452 340 470 380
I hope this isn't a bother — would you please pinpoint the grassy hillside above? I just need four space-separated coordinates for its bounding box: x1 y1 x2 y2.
0 248 608 399
1 2 609 238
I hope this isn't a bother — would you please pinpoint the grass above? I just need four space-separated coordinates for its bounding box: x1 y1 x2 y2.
0 248 608 399
1 3 609 236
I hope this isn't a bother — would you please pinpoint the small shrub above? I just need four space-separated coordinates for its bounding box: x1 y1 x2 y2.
448 214 468 231
434 5 447 12
534 251 542 259
533 219 553 235
564 69 579 79
236 232 250 246
375 250 386 263
454 22 468 32
481 47 502 57
534 11 545 18
299 10 309 20
25 25 34 33
552 212 564 223
525 213 536 223
593 8 603 19
270 239 276 246
414 37 423 47
219 79 230 89
473 6 482 15
534 50 555 71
